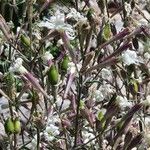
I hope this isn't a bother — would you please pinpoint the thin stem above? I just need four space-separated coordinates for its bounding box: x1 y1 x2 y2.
36 127 40 150
74 73 82 147
13 133 18 150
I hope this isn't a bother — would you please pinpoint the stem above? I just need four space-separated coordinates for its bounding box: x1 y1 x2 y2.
36 127 40 150
9 135 13 150
27 0 33 60
60 31 77 65
74 73 82 147
52 85 57 102
84 57 118 74
75 0 78 11
13 133 18 150
38 57 48 113
63 73 74 99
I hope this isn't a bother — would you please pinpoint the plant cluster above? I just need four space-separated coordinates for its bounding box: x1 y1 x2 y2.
0 0 150 149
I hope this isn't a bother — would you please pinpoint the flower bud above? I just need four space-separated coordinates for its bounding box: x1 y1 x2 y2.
14 118 21 134
102 23 112 40
97 111 104 122
20 34 30 47
61 55 69 72
4 118 15 134
129 79 139 96
47 65 59 85
3 72 16 100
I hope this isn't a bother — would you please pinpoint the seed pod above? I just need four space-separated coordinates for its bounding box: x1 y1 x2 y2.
14 118 21 134
20 34 30 47
102 23 112 40
3 72 16 100
47 65 59 85
61 55 69 71
4 118 15 134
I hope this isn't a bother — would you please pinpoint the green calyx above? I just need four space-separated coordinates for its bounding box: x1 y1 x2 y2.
47 65 59 85
14 118 21 134
4 117 21 135
4 118 15 135
61 55 69 71
20 34 31 47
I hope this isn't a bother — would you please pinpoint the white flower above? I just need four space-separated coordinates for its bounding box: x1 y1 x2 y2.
112 14 123 33
100 84 114 97
101 68 112 80
44 124 60 141
116 96 132 109
68 62 76 74
93 90 104 102
57 39 64 46
144 117 150 126
41 51 54 64
9 58 27 74
124 2 132 16
68 62 82 74
89 0 101 16
92 83 114 102
44 132 55 141
142 95 150 106
39 10 65 30
45 124 60 136
144 131 150 146
83 131 95 144
66 8 87 22
144 52 150 60
39 10 75 40
138 18 149 26
45 41 52 49
47 114 60 125
56 97 71 110
121 50 139 65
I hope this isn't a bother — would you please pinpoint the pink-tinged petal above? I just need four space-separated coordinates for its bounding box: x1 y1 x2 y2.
63 73 75 99
24 72 49 99
70 95 77 113
81 107 95 127
61 119 72 128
